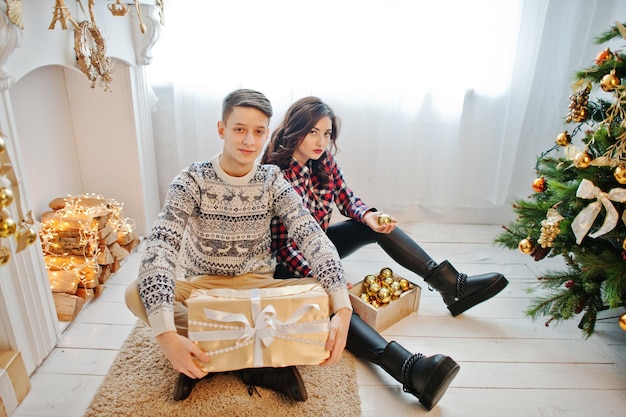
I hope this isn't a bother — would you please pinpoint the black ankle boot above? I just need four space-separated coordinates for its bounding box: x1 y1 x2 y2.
173 373 198 401
241 366 307 402
380 341 460 410
425 260 509 316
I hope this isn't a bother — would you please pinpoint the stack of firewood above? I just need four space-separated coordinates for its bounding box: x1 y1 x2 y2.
40 195 140 322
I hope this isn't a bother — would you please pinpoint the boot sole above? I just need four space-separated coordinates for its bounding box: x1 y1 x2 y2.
419 357 460 410
288 366 308 402
447 275 509 316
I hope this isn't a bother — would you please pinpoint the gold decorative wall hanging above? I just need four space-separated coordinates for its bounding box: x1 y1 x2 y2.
108 0 130 17
49 0 77 30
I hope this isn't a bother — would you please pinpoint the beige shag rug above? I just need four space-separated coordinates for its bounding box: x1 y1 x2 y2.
84 321 361 417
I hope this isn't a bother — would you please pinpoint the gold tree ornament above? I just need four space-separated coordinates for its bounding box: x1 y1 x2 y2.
0 187 14 208
537 208 564 248
556 131 572 146
595 47 614 65
574 151 593 168
0 210 17 239
614 166 626 184
619 313 626 332
532 176 547 192
518 237 534 254
566 87 590 123
600 69 621 92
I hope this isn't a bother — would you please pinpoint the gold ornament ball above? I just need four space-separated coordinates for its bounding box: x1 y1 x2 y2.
0 246 9 265
0 216 16 238
377 213 392 226
17 227 38 246
381 276 394 288
600 70 621 92
379 267 393 278
377 287 392 304
399 278 410 291
619 313 626 332
555 131 571 146
367 282 381 297
532 177 547 193
359 293 370 303
363 274 377 288
0 187 14 208
518 238 534 254
574 152 592 169
614 166 626 185
0 135 6 154
390 281 402 297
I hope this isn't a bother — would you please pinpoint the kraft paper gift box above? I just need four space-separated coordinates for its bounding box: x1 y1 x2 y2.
187 283 331 373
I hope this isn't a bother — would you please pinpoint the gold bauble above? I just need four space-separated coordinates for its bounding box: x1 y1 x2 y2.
379 267 393 278
622 238 626 251
532 177 547 193
0 135 6 154
0 187 14 208
555 131 571 146
574 152 592 169
518 238 534 254
614 166 626 185
600 70 621 92
390 281 402 297
367 282 381 297
17 227 38 246
381 276 394 288
619 313 626 332
0 246 9 265
377 287 392 304
0 216 16 238
363 274 377 288
399 278 410 291
359 293 370 303
377 213 392 225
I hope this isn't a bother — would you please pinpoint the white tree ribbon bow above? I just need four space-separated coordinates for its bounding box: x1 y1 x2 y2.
189 288 329 367
571 179 626 244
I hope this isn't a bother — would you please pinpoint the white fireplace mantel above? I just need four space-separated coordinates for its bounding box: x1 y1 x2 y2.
0 1 162 374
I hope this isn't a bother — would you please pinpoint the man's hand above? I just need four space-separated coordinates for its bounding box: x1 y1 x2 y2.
363 211 397 234
321 307 352 366
155 331 211 379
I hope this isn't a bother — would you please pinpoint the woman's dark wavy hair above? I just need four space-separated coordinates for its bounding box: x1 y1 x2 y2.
262 96 340 185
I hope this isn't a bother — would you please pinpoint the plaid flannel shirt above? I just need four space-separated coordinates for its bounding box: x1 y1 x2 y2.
271 153 371 277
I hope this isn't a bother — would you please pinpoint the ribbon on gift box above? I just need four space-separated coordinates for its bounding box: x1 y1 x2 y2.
188 288 329 368
571 179 626 244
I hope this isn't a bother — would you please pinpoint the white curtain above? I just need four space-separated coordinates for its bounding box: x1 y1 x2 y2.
146 0 626 224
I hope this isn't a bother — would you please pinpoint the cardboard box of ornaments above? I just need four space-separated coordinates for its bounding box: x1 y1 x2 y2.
348 267 421 332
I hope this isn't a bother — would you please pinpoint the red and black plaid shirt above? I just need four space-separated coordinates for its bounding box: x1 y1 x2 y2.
271 153 371 277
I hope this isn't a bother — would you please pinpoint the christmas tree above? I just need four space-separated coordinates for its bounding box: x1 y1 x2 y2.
495 21 626 337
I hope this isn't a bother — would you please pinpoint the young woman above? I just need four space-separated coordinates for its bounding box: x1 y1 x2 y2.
261 96 493 409
262 96 508 317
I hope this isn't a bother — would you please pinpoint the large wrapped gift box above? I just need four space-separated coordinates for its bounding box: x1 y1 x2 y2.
0 351 30 417
187 283 330 373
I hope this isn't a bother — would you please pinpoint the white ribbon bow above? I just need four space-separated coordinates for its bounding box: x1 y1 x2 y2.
571 179 626 244
189 288 329 367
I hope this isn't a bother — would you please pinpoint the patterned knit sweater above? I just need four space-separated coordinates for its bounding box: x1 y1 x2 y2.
138 154 351 336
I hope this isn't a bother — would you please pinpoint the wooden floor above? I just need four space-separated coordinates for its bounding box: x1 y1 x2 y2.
13 223 626 417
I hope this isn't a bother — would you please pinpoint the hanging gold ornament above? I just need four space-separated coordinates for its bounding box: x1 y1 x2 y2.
0 245 10 265
600 69 621 92
556 131 572 146
0 134 6 154
532 176 547 192
622 238 626 251
619 313 626 332
537 208 564 248
574 151 593 168
0 215 16 238
16 226 37 247
0 187 14 208
566 87 590 123
614 166 626 185
518 237 534 254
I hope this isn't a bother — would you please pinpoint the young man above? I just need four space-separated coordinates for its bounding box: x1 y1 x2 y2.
125 89 352 402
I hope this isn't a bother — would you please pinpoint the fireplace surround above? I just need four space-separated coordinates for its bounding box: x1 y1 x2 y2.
0 1 161 374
